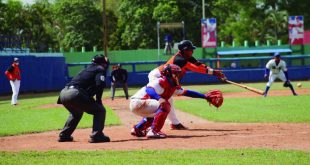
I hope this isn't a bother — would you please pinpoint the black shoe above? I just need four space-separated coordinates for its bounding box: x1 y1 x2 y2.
58 136 73 142
89 134 110 143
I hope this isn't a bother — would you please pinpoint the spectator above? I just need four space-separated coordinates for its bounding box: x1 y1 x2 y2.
164 34 173 55
110 64 129 100
5 58 21 106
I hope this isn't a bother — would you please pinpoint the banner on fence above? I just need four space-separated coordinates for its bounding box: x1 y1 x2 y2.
201 18 217 48
289 16 304 45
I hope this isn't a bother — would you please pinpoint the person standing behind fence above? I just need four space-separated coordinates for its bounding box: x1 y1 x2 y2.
5 58 21 106
110 64 129 100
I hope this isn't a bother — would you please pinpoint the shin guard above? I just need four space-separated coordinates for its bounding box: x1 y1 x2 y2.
135 117 154 130
151 102 171 132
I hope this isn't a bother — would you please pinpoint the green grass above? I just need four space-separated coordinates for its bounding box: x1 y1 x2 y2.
0 94 121 136
173 80 310 123
0 149 309 165
0 81 308 135
175 95 310 123
182 80 310 94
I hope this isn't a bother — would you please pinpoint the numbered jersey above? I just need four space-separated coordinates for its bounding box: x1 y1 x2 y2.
266 59 287 74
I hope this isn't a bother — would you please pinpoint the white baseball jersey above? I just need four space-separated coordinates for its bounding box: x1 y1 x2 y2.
265 59 288 86
131 78 184 99
266 59 287 75
147 68 182 124
130 78 184 118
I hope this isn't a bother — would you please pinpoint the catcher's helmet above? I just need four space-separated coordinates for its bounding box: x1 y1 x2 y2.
162 64 181 86
92 54 107 64
178 40 196 51
162 64 181 77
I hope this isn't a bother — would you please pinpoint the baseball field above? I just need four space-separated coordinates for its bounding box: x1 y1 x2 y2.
0 81 310 164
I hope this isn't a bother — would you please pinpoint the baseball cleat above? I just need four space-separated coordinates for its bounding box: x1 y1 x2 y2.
58 136 74 142
146 129 167 138
170 123 188 130
130 127 147 137
89 134 110 143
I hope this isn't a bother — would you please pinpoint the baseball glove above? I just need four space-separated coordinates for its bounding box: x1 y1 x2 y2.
205 90 224 108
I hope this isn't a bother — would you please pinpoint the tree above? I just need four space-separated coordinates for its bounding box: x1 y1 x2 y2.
209 0 261 45
279 0 310 29
264 10 288 43
1 0 24 36
115 0 157 49
53 0 103 51
24 0 56 52
114 0 202 50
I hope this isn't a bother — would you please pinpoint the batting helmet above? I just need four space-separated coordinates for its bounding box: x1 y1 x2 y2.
92 54 107 64
178 40 196 51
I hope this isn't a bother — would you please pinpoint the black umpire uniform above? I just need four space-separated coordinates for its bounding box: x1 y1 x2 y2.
57 55 110 143
110 64 129 100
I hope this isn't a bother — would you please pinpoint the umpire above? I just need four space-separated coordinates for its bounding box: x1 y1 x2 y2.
57 55 110 143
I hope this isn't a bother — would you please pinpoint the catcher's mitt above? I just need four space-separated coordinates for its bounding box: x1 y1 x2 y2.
205 90 224 108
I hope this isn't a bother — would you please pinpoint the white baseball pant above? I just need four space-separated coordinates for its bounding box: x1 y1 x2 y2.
130 99 159 117
9 80 20 105
267 72 287 87
148 68 181 125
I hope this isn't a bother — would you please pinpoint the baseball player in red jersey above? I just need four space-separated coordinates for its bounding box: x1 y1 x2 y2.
5 58 21 106
148 40 226 130
130 64 223 138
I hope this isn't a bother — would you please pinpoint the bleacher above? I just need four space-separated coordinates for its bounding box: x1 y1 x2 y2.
0 35 30 54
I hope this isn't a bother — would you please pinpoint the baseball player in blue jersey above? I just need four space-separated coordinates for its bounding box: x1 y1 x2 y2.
263 52 298 97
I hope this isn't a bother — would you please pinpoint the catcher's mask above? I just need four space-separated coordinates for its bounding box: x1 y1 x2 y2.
161 64 181 86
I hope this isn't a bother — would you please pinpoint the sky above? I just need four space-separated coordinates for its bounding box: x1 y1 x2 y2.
20 0 35 4
3 0 36 4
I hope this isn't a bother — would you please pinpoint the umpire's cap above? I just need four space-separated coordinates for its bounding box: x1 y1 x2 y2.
92 54 107 64
273 52 281 57
178 40 196 51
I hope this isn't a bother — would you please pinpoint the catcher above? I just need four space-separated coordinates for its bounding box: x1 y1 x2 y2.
148 40 226 130
130 64 223 138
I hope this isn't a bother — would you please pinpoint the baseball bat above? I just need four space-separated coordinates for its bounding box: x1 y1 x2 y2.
225 80 264 95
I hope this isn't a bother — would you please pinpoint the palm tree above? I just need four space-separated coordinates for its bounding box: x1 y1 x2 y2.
264 9 288 42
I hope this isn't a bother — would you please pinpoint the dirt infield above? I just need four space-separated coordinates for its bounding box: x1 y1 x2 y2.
1 90 310 152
